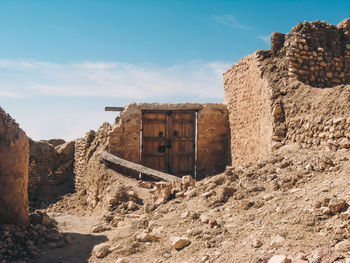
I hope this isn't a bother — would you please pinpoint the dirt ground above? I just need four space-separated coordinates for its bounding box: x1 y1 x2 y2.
33 214 108 263
28 143 350 263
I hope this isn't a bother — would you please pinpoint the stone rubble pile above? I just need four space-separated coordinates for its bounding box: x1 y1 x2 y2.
0 211 68 262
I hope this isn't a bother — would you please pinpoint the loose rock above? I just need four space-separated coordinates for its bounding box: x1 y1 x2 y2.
171 236 191 250
93 243 110 258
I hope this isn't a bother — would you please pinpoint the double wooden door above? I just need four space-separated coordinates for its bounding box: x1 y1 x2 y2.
141 110 195 177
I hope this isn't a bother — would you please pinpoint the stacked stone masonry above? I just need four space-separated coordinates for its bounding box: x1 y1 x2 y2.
285 20 350 87
74 123 111 191
224 19 350 165
286 117 350 151
74 131 96 191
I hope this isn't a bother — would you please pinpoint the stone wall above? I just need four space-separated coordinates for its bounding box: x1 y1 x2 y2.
28 139 75 204
196 104 230 179
108 103 230 178
285 20 350 88
285 116 350 151
271 19 350 152
281 80 350 151
74 123 111 191
224 53 274 164
224 19 350 165
0 107 29 227
108 103 142 164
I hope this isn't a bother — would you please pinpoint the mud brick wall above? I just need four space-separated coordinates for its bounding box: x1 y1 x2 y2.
224 53 274 165
284 20 350 87
28 140 75 202
196 104 230 179
0 107 29 227
108 103 230 178
108 103 142 164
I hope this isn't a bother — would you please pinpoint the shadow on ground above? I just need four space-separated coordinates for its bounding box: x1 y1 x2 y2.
31 232 108 263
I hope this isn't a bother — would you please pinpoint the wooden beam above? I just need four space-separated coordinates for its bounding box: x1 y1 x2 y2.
101 151 180 182
105 106 124 112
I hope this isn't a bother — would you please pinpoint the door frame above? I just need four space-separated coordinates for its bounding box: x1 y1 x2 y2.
140 109 198 178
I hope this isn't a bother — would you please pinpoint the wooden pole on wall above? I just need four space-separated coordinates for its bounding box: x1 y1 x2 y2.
101 151 181 182
105 107 125 112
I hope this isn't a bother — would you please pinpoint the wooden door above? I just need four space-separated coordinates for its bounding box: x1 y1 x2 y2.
141 111 168 173
141 110 195 177
167 110 195 176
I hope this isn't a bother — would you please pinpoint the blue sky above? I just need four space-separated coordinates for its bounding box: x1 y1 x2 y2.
0 0 349 140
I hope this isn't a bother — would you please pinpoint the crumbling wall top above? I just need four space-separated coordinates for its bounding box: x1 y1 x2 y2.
266 19 350 88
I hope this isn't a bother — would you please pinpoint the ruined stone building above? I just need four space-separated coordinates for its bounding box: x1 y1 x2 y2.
73 19 350 185
75 103 231 182
224 18 350 165
2 18 350 229
25 19 350 207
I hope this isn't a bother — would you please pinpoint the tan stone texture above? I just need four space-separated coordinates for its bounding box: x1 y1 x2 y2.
196 104 230 179
108 103 230 178
224 19 350 163
74 122 111 193
224 53 273 164
28 139 75 202
108 103 142 164
282 19 350 88
0 107 29 227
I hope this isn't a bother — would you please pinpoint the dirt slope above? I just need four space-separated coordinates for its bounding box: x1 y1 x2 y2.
33 144 350 263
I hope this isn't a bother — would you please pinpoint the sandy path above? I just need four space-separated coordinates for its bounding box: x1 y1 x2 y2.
32 213 110 263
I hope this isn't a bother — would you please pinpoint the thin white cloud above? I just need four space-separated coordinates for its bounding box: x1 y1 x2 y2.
0 91 20 98
212 14 252 30
258 35 270 45
0 59 231 100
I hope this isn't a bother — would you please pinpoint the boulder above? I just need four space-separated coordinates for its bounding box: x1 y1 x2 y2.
182 175 195 190
267 255 291 263
110 217 121 227
270 235 285 248
328 198 347 214
200 214 210 223
92 224 111 233
93 243 110 258
47 139 66 147
252 239 263 248
135 232 158 242
171 236 191 250
335 240 350 252
337 18 350 35
55 140 75 163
